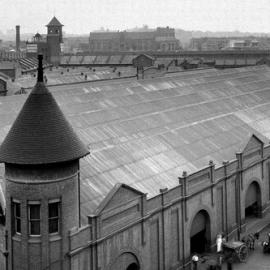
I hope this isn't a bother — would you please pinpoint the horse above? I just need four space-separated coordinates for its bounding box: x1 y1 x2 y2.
241 232 260 250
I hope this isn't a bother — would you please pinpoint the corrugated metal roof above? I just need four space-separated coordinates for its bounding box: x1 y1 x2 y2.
1 65 270 223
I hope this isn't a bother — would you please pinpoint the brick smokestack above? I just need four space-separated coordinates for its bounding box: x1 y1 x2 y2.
16 25 20 52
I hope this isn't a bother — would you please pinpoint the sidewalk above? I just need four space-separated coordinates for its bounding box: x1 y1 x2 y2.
245 211 270 235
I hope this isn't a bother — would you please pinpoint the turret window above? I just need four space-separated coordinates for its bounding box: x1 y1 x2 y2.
13 200 21 234
48 199 60 234
0 204 5 225
28 202 40 236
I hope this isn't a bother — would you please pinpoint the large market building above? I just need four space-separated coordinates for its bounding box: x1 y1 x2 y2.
0 59 270 269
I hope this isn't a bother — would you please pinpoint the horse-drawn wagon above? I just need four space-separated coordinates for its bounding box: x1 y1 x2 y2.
222 241 249 262
200 240 249 269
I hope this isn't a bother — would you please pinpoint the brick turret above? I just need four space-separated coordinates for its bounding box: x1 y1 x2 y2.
0 55 89 270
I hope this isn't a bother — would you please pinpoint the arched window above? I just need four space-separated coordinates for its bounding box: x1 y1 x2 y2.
110 252 140 270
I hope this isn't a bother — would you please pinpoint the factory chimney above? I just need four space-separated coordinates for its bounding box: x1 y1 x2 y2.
16 25 20 52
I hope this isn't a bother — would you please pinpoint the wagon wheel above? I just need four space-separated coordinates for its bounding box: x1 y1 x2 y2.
238 244 248 262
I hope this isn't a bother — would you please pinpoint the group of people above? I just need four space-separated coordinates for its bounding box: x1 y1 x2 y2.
191 233 230 270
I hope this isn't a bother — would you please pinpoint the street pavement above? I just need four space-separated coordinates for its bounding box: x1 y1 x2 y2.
227 224 270 270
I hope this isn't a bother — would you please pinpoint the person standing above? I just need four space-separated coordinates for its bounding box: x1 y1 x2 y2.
227 258 233 270
192 254 199 270
216 233 225 269
216 234 223 253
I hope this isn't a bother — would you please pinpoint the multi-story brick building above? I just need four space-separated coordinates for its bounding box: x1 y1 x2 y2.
190 37 264 51
0 60 270 270
228 39 259 49
89 27 180 52
190 37 230 51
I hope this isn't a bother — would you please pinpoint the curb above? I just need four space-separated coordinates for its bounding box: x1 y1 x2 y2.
256 221 270 234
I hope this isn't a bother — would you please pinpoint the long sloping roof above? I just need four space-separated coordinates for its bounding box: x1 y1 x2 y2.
1 66 270 223
0 81 89 164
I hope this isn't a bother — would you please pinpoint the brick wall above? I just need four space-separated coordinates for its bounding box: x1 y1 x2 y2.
0 225 6 270
5 160 80 270
0 79 7 96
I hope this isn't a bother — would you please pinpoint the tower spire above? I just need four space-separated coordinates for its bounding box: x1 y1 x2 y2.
37 54 43 82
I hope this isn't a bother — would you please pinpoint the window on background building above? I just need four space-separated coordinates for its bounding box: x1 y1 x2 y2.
28 202 40 236
48 200 60 234
13 200 21 234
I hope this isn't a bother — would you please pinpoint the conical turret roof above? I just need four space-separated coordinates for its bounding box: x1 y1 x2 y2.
46 16 63 27
0 55 89 164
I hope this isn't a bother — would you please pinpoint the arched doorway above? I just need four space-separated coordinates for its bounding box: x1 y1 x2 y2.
126 262 139 270
190 210 211 254
245 181 261 218
110 252 140 270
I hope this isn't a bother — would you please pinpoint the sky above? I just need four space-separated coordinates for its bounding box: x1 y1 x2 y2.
1 0 270 34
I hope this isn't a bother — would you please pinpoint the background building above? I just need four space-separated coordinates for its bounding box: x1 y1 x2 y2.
190 37 229 50
189 36 270 51
228 39 259 49
89 27 180 52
